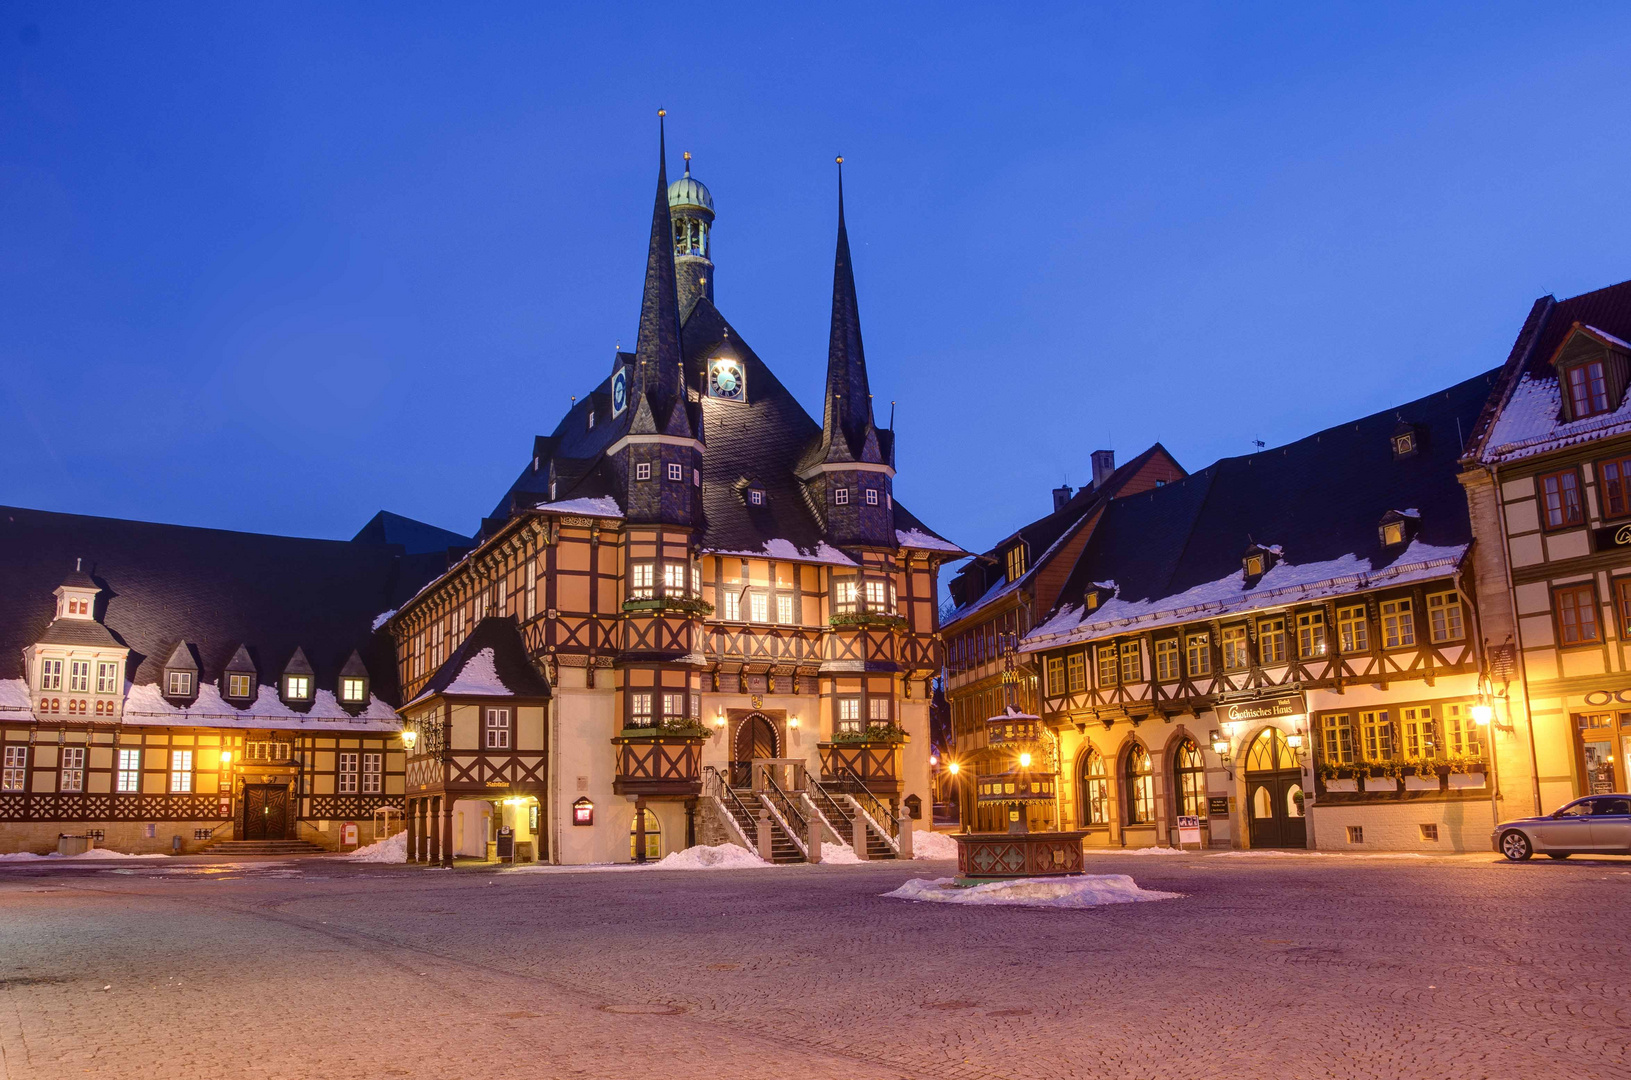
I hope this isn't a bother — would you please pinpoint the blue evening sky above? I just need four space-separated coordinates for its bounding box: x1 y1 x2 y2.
5 4 1631 564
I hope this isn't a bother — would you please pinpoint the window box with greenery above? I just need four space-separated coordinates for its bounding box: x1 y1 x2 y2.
622 596 714 617
615 717 713 741
828 610 908 630
829 723 908 745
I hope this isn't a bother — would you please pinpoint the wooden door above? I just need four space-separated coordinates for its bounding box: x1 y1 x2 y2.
242 785 289 840
730 714 778 787
1244 729 1307 849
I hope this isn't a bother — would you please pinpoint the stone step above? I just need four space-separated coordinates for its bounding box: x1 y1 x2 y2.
205 840 328 857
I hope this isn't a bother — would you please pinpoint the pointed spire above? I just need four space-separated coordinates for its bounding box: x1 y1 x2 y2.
631 108 685 425
821 156 880 464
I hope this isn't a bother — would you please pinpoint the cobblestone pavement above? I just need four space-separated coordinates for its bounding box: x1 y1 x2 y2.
1 851 1628 1080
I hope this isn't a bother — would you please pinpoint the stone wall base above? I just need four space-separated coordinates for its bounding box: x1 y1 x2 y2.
1310 799 1498 853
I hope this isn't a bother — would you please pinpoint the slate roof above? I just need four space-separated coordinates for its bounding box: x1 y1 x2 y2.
352 511 471 556
482 293 957 561
410 617 552 703
0 505 456 705
1467 278 1631 463
1024 370 1500 648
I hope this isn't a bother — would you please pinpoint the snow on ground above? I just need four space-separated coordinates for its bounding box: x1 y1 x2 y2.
504 843 771 874
0 849 168 863
886 874 1180 908
338 831 408 863
911 831 959 860
652 843 768 870
1094 845 1194 855
820 842 863 864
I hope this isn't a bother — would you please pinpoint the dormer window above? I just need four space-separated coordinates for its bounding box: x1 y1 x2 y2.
1567 361 1611 419
227 673 255 699
1378 509 1419 548
284 675 310 701
1084 591 1101 612
587 409 596 430
1083 582 1113 612
1005 543 1027 583
340 677 366 703
166 671 193 696
745 486 765 507
1392 432 1414 457
1242 545 1278 580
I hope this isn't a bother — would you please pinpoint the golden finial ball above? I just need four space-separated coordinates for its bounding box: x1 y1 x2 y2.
836 155 844 165
658 108 666 117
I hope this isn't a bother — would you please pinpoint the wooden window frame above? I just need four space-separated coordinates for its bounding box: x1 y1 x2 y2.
1045 656 1065 697
1614 576 1631 637
59 746 85 792
1318 713 1354 766
1538 467 1586 531
1297 610 1327 658
1552 582 1602 647
1 746 25 792
1066 653 1086 693
1565 359 1612 420
1426 590 1465 644
1257 617 1286 664
338 751 360 794
1221 626 1249 671
1154 637 1180 682
1336 604 1369 653
484 706 513 749
1096 645 1118 687
1185 632 1212 676
1379 598 1416 649
116 748 140 793
1599 455 1631 521
1118 640 1142 683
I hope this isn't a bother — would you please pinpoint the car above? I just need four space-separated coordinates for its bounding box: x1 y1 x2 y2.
1493 794 1631 861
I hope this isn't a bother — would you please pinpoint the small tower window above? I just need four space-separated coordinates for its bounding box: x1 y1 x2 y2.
635 463 651 481
1244 553 1265 577
1381 520 1405 546
746 487 765 506
667 462 684 482
865 488 879 506
835 488 850 506
1392 432 1413 456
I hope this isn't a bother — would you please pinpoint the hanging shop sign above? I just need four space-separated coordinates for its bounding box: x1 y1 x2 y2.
1220 692 1306 724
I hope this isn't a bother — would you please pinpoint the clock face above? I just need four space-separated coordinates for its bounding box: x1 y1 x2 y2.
611 367 628 416
709 358 744 401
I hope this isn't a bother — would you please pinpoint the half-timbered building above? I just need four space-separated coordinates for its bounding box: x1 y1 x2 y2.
383 124 961 865
950 371 1516 851
0 506 460 854
1460 278 1631 818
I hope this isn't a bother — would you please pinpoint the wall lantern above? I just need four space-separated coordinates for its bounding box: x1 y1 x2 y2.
1209 730 1230 760
947 761 960 775
1471 700 1494 726
572 797 594 826
400 728 418 751
1286 729 1304 751
220 751 232 765
788 716 801 729
929 754 939 766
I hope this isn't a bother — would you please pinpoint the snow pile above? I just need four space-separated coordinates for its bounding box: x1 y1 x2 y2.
0 849 167 863
886 874 1180 909
820 842 864 864
339 831 408 863
442 649 509 696
705 539 858 567
896 529 964 554
911 831 960 860
1095 845 1192 855
651 843 768 870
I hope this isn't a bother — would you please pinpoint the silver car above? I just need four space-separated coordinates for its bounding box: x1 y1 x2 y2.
1494 794 1631 860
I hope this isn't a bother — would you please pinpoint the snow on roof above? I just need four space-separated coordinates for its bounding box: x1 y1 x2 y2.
0 679 31 714
704 539 858 567
533 496 624 518
441 648 510 696
371 609 396 631
1583 324 1631 351
1483 372 1631 463
896 528 965 554
120 681 401 731
1022 539 1467 652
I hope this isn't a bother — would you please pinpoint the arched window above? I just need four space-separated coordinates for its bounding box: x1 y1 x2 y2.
1080 750 1108 825
1125 744 1153 824
630 808 661 861
1245 728 1294 773
1173 738 1206 818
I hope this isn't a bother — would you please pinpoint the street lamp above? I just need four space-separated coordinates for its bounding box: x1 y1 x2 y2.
1471 700 1494 726
400 728 418 751
947 761 960 776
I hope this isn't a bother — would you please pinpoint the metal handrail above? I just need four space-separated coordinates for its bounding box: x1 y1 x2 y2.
837 765 898 840
761 774 808 838
807 779 855 832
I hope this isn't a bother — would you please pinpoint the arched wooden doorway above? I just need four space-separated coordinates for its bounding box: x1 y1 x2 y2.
731 713 778 787
1244 728 1306 849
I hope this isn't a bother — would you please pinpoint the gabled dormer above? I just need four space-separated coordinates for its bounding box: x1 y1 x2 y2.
1378 508 1419 549
337 650 371 710
161 641 200 700
1083 581 1116 614
1003 540 1029 584
734 476 768 509
280 647 314 706
1550 322 1631 422
1242 542 1279 583
221 645 258 703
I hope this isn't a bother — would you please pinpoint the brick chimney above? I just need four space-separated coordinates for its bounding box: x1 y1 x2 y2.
1052 485 1073 512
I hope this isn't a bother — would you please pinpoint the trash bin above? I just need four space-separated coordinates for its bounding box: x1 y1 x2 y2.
57 834 88 857
496 826 514 863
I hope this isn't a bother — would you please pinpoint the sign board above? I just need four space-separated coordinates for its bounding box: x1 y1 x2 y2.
1593 523 1631 553
1208 796 1230 817
219 796 232 817
341 822 358 848
1177 815 1202 846
1221 693 1306 724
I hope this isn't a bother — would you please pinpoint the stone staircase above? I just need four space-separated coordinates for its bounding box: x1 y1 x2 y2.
717 785 804 863
204 839 328 857
811 778 898 860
